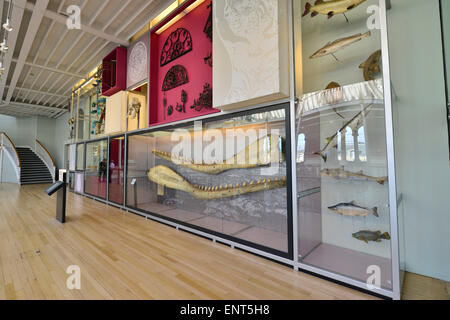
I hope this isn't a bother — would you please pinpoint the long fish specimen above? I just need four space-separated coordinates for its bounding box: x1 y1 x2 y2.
147 165 286 200
302 0 366 19
315 103 373 162
310 31 371 59
352 230 390 243
328 201 378 217
321 166 388 185
152 134 284 175
359 50 382 81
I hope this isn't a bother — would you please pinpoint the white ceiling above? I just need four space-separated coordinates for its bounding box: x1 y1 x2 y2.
0 0 171 118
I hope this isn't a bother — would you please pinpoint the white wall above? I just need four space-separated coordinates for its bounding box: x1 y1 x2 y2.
0 114 70 170
388 0 450 282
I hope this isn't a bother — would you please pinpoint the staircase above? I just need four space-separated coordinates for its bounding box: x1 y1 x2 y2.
16 147 53 185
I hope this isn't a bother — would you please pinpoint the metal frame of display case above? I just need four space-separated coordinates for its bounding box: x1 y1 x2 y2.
65 0 400 300
125 102 294 260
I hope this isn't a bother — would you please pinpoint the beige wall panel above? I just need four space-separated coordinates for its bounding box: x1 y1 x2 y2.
213 0 290 111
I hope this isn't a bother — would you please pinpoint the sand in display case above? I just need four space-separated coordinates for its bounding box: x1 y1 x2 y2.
295 0 393 289
127 104 292 255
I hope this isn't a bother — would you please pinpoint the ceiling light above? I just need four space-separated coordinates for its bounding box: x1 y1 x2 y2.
3 0 13 32
0 41 8 53
3 20 12 32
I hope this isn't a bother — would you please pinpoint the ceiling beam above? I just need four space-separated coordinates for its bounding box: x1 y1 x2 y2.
13 0 67 102
24 1 129 46
11 59 84 78
1 101 64 112
21 0 90 103
0 0 26 102
5 0 50 104
6 86 68 99
125 0 172 40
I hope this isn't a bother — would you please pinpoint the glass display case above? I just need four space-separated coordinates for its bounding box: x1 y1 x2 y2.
126 104 293 256
108 136 125 205
67 0 401 299
85 139 108 199
294 0 398 296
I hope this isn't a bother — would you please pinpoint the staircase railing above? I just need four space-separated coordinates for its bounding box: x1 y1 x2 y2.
0 132 21 184
35 139 56 182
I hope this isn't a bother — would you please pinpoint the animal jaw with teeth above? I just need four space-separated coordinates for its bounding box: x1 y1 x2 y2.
152 134 285 175
147 165 287 200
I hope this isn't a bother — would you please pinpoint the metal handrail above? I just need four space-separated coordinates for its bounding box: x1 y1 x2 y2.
35 139 56 182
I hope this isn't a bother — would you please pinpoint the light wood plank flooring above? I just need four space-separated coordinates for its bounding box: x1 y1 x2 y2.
1 183 447 300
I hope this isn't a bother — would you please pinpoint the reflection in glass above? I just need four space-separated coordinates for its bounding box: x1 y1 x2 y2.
85 140 108 199
127 107 289 253
76 144 84 171
297 133 306 163
109 137 125 204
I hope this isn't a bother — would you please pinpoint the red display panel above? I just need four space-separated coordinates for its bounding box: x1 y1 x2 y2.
108 137 125 204
149 0 218 126
102 47 127 97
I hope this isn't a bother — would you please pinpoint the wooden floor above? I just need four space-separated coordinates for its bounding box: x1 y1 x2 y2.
0 183 446 300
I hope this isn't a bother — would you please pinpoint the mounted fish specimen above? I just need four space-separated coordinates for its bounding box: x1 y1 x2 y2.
302 0 366 19
147 165 286 200
152 134 285 175
324 82 344 118
328 201 378 217
310 31 371 60
160 28 193 67
162 65 189 91
352 230 390 243
359 50 382 81
321 166 388 185
315 103 373 162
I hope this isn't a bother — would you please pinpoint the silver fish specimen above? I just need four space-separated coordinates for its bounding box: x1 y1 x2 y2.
310 31 371 59
352 230 390 243
321 166 388 185
328 201 378 217
315 103 373 162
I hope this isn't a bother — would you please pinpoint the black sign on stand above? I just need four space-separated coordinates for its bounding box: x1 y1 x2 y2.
45 170 67 223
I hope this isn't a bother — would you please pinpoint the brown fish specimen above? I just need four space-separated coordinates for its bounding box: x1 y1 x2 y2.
352 230 390 243
302 0 366 19
359 50 382 81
